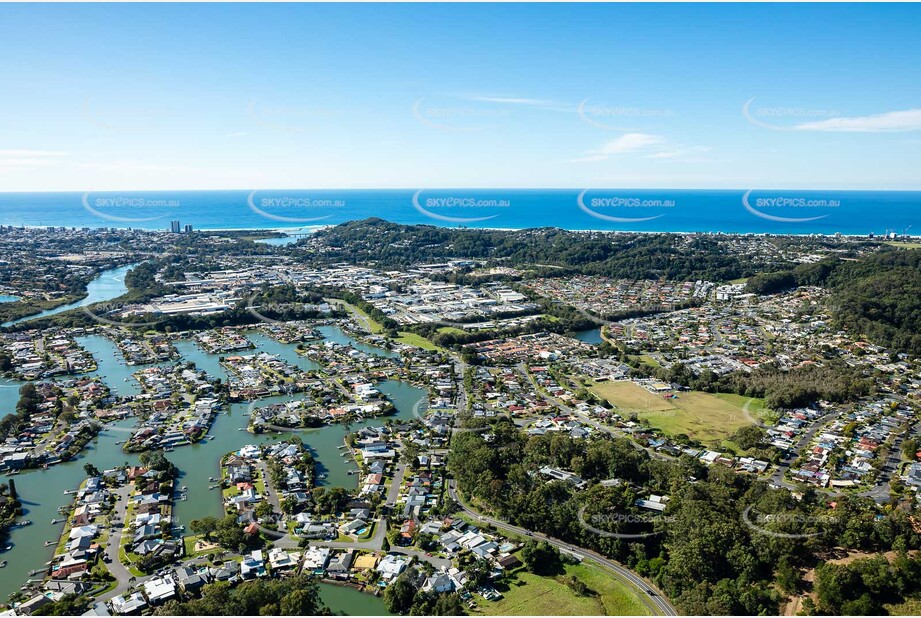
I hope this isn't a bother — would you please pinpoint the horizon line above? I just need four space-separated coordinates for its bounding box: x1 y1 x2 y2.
3 187 921 194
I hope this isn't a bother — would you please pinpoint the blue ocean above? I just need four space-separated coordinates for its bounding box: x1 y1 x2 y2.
0 189 917 236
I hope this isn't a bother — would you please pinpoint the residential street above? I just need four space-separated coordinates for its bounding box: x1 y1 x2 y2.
99 486 138 601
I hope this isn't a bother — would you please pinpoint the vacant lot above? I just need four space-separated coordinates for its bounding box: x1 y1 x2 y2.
591 380 757 443
394 331 441 351
474 563 650 616
329 298 385 333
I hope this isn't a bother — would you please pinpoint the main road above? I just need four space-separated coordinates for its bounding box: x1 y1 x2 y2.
446 480 677 616
448 352 676 614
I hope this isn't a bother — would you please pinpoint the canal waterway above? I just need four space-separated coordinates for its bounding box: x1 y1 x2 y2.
318 581 392 616
0 323 425 609
0 377 23 419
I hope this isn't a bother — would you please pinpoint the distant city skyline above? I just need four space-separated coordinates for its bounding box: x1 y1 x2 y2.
1 3 920 191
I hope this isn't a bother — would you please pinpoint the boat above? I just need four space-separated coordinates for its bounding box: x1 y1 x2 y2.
182 486 188 491
50 518 58 524
18 520 32 527
0 561 6 568
43 541 54 547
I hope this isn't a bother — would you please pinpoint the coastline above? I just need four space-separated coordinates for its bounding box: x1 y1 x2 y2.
6 221 918 241
1 188 918 239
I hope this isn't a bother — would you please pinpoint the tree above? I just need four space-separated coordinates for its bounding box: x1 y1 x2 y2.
729 425 766 451
279 587 323 615
190 516 218 540
402 442 421 466
409 590 436 616
213 515 248 551
463 559 492 590
434 593 466 616
520 539 561 575
312 486 350 515
16 383 40 417
384 571 418 614
901 437 919 460
281 495 299 515
255 501 275 521
775 557 799 594
138 451 177 478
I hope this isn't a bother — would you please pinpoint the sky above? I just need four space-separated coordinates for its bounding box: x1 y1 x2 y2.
1 2 920 191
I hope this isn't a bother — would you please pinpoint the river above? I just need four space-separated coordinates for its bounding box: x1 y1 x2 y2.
0 324 424 615
2 263 140 418
1 263 138 328
254 236 299 247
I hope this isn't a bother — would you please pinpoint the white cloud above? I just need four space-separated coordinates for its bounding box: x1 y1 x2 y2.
645 145 712 160
795 109 921 133
573 133 711 164
598 133 666 154
460 95 574 113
